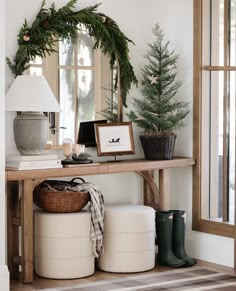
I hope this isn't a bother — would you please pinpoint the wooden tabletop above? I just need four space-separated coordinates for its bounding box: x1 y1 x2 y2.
6 157 195 181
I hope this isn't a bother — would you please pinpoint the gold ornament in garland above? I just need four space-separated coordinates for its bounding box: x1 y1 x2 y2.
6 0 137 108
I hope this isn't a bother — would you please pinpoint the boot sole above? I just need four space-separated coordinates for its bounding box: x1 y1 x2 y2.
157 258 186 268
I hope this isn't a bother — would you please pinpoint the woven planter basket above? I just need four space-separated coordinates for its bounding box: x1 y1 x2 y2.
139 133 176 160
33 178 89 213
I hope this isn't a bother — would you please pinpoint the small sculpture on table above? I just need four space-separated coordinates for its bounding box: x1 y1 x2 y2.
71 152 92 164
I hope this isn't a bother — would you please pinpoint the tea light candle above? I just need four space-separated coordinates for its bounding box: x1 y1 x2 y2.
79 144 85 153
74 144 85 155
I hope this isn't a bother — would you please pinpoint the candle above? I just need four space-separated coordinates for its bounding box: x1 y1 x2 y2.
62 138 73 158
79 144 85 153
74 144 85 155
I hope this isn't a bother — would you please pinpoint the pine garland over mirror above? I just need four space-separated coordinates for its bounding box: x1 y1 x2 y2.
6 0 137 106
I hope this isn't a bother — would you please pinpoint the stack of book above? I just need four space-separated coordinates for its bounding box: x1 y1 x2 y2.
6 153 62 170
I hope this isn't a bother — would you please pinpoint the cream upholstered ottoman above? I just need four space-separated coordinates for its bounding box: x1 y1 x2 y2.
34 210 94 279
98 204 155 273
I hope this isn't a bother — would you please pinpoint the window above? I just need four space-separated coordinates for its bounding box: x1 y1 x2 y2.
28 28 111 145
193 0 236 237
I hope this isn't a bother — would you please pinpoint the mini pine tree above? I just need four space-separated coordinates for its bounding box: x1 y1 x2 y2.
98 88 118 122
128 23 189 135
98 96 118 122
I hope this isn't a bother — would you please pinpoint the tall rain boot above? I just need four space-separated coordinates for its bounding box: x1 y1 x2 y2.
156 210 185 267
172 210 197 267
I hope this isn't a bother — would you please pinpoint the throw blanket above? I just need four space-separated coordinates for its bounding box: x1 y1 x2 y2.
54 181 104 258
73 182 104 258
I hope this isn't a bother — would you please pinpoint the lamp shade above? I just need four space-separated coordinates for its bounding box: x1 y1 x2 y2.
5 75 61 112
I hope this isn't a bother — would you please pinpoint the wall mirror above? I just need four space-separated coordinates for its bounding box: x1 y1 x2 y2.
6 0 138 146
27 28 114 145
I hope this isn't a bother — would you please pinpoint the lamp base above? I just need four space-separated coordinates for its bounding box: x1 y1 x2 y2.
13 112 48 155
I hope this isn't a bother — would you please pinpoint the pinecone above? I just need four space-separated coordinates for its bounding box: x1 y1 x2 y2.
42 20 50 30
106 17 113 25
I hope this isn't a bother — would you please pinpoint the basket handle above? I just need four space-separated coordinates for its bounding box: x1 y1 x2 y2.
70 177 85 184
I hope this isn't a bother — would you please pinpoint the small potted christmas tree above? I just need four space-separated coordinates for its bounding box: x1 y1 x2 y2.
128 23 190 160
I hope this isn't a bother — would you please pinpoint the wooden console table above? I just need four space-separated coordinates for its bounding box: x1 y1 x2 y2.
6 157 194 283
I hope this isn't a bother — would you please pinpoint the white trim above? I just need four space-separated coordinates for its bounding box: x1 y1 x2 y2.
186 230 234 267
0 266 9 291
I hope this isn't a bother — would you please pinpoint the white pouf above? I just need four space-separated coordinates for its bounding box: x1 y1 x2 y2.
98 204 155 273
34 210 94 279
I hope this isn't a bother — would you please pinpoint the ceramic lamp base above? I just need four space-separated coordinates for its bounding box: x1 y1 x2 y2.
13 112 48 155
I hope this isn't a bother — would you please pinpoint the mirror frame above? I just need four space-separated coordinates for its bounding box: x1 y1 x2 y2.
6 0 138 122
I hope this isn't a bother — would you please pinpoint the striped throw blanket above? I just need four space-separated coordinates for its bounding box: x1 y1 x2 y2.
72 182 105 258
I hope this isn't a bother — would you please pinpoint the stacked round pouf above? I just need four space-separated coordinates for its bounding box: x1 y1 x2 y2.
98 204 155 273
34 210 94 279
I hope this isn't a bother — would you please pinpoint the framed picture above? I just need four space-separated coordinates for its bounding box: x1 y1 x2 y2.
95 122 135 156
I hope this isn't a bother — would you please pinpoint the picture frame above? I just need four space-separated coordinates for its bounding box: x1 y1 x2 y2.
95 122 135 156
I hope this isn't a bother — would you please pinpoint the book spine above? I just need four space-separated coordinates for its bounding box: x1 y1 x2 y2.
6 159 61 167
6 165 63 170
6 154 58 161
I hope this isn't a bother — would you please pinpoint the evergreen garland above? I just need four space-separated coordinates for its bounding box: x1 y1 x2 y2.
6 0 137 106
128 23 190 133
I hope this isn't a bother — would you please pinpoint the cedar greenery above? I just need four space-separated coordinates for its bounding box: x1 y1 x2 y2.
128 23 190 133
6 0 137 106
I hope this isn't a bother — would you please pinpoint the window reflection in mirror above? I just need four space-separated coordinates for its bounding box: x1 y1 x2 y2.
27 28 112 145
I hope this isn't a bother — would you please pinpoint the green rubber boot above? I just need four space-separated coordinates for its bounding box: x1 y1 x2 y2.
156 211 185 268
171 210 197 267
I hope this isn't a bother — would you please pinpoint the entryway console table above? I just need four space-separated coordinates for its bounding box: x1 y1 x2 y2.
6 157 194 283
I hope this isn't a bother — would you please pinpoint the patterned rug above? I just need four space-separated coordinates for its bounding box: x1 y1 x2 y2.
39 266 236 291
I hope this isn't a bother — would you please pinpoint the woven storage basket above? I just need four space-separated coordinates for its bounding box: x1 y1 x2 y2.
33 178 89 213
139 134 176 160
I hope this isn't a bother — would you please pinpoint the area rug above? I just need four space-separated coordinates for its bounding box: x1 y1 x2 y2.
38 266 236 291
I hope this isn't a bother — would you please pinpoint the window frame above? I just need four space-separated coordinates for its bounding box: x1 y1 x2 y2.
193 0 235 239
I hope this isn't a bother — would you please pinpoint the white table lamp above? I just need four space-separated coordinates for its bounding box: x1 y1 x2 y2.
5 75 61 155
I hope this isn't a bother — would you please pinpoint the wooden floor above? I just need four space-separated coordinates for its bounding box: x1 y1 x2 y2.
10 260 236 291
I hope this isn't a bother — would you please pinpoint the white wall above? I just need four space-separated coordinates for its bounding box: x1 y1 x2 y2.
5 0 234 270
1 0 6 265
1 0 10 290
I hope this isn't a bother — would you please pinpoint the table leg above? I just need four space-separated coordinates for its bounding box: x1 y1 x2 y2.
137 170 159 209
21 180 34 283
159 169 170 210
7 181 20 280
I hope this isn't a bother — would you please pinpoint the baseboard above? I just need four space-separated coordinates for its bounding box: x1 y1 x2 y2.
0 265 9 291
185 230 234 268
